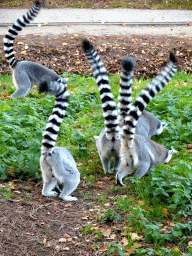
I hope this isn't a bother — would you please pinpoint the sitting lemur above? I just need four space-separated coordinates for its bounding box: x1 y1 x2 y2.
39 79 80 201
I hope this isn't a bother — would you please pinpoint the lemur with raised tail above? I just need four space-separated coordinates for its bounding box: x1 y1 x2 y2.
118 58 167 137
3 1 67 99
82 39 121 173
39 79 80 201
116 52 177 186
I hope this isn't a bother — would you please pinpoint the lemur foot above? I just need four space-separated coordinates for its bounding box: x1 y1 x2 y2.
60 195 78 201
42 191 58 197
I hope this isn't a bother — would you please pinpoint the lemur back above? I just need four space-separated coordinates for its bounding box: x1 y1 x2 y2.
82 39 121 173
116 52 178 185
118 58 167 138
39 80 80 201
3 1 66 99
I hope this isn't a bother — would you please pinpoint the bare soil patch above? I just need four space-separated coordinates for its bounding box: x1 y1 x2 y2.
0 34 191 78
0 177 127 256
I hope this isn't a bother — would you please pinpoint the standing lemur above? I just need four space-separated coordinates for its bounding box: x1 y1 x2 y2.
82 39 121 174
39 79 80 201
116 52 178 186
3 1 67 99
82 39 171 174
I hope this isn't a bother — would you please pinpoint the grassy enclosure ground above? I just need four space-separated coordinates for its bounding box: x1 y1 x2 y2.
0 1 192 253
0 70 192 255
0 0 192 9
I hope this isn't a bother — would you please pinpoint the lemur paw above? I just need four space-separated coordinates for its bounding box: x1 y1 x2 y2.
42 191 58 197
60 195 78 201
107 169 115 174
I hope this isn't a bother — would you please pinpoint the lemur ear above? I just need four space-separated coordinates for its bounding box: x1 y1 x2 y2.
64 78 68 82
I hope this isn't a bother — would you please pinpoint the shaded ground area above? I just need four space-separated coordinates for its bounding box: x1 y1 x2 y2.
0 34 191 79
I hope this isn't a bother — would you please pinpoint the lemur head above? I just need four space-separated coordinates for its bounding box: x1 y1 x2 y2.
154 121 167 135
164 149 176 164
39 78 68 96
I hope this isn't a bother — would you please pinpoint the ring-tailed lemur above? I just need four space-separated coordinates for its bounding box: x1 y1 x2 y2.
82 39 170 174
116 52 178 186
3 1 67 99
82 39 121 173
118 58 167 137
39 79 80 201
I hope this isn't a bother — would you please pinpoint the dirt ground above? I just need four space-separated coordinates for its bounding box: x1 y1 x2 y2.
0 177 122 256
0 32 192 255
0 34 192 78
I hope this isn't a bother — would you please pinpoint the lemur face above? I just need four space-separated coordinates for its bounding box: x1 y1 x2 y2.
154 122 167 135
164 149 176 164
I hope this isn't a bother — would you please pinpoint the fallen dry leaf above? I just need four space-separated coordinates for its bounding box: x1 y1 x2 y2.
65 203 72 207
121 237 128 246
131 233 143 241
102 228 111 237
59 238 67 243
107 234 116 240
99 247 108 252
162 208 168 217
63 247 70 251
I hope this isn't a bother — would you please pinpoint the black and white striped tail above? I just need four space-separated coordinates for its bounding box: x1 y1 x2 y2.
123 52 177 144
3 1 41 68
82 39 120 140
118 57 136 127
39 79 69 153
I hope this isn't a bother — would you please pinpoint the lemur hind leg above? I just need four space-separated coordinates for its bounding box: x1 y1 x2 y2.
116 164 132 186
100 156 112 173
11 72 32 99
113 156 121 172
134 161 151 179
59 173 80 201
40 157 58 197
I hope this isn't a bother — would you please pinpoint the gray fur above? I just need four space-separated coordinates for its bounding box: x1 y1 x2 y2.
116 133 175 185
94 130 121 173
40 147 80 201
136 110 167 138
12 61 62 99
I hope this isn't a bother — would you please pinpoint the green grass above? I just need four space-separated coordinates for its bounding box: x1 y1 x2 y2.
0 71 192 254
